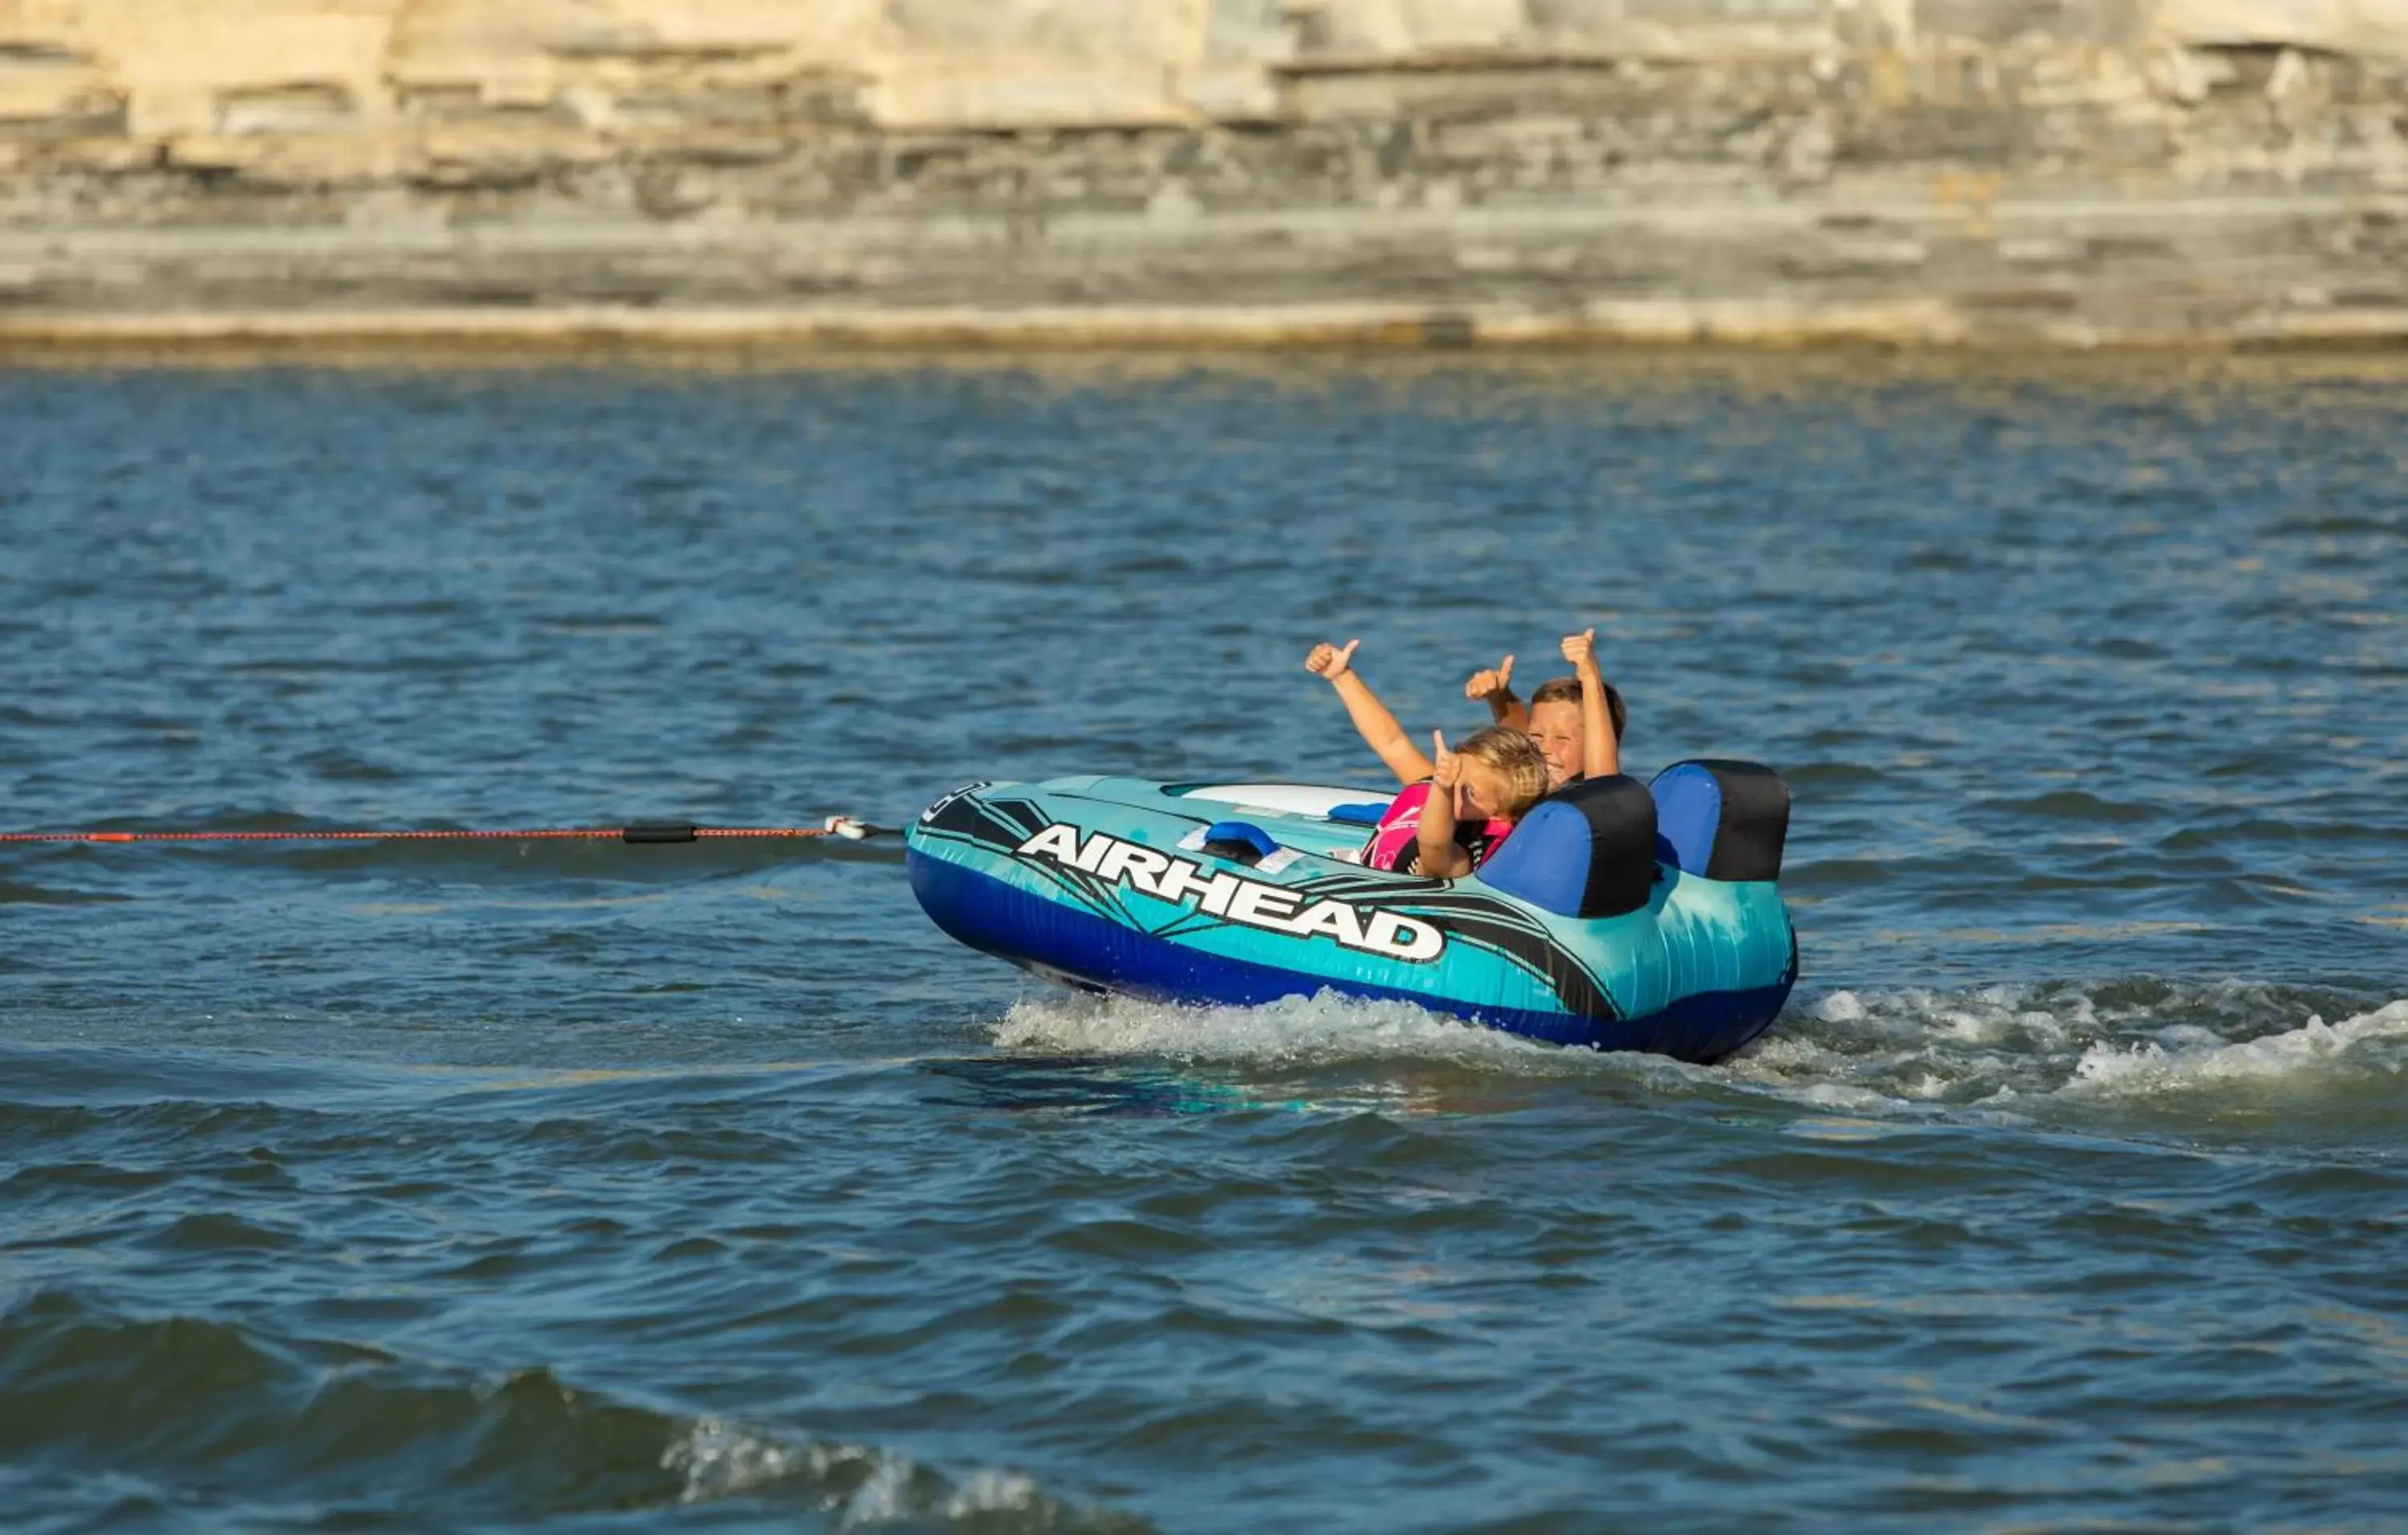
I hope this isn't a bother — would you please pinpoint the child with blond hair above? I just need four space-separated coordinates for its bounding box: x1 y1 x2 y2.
1303 640 1552 877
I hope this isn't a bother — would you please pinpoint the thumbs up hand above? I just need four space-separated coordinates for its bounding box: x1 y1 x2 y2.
1430 729 1462 792
1463 654 1515 701
1305 638 1361 682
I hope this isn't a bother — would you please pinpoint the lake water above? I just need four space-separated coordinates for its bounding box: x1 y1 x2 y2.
2 352 2404 1532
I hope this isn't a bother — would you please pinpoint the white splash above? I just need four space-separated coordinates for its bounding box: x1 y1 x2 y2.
662 1417 1067 1527
991 987 1606 1075
1738 983 2408 1120
2064 999 2408 1097
943 1469 1047 1519
989 979 2408 1130
665 1417 839 1505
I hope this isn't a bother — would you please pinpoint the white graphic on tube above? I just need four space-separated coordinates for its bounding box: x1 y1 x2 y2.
1015 824 1445 963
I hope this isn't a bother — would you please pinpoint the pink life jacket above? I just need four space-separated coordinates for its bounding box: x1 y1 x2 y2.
1364 781 1515 874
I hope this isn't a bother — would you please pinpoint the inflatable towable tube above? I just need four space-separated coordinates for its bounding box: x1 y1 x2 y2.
906 764 1797 1064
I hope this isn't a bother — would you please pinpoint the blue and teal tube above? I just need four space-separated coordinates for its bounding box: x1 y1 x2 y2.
906 766 1796 1064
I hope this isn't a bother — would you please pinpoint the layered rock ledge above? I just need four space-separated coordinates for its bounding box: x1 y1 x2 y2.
3 1 2406 349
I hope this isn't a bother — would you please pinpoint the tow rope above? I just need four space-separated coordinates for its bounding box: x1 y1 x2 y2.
0 816 895 845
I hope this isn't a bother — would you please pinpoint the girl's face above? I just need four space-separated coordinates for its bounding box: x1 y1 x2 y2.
1456 760 1517 823
1526 699 1584 787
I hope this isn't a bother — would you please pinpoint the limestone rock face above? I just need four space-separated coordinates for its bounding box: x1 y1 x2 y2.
2159 0 2408 56
8 1 2392 143
3 0 2408 345
0 0 2273 144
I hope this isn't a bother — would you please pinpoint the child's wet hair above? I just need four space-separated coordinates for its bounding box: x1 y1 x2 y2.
1529 675 1629 743
1455 728 1551 819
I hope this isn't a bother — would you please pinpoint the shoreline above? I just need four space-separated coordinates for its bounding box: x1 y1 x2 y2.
6 301 2408 361
6 10 2408 371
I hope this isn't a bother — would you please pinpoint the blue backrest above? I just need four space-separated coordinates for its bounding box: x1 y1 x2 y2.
1649 763 1724 877
1478 776 1658 918
1647 760 1789 882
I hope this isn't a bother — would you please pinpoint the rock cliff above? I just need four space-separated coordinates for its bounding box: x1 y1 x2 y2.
2 0 2406 346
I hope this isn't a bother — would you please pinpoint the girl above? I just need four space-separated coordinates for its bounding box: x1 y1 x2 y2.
1304 640 1551 876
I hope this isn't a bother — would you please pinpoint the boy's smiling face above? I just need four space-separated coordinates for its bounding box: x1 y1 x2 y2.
1527 698 1584 788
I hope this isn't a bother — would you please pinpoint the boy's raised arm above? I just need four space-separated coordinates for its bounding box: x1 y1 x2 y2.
1562 628 1621 779
1307 640 1437 784
1464 654 1530 731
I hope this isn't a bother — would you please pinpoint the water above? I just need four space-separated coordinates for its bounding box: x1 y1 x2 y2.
2 352 2404 1532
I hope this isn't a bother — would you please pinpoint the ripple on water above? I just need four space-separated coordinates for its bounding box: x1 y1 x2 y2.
0 1291 1142 1532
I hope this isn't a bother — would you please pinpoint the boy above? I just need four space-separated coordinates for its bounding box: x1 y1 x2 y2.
1462 629 1625 786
